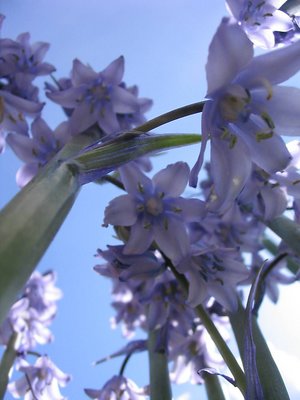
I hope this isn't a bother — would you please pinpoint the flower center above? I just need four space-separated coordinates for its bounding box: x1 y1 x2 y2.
219 84 250 122
145 197 163 216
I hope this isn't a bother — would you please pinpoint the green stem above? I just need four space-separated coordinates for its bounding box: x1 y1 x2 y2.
195 305 246 396
204 373 227 400
166 261 246 395
229 302 290 400
137 101 205 132
0 333 18 399
148 329 172 400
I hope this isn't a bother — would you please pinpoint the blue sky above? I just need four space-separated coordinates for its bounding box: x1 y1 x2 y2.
1 1 300 399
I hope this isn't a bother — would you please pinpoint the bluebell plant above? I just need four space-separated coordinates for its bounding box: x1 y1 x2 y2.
1 3 300 399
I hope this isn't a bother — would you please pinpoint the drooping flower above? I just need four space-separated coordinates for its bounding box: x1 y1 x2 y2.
84 375 148 400
226 0 293 48
6 117 71 186
46 57 151 136
104 162 205 263
0 271 62 352
176 246 248 310
190 18 300 212
8 356 70 400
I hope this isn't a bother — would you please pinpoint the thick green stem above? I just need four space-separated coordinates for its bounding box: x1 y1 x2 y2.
204 373 227 400
229 302 290 400
148 329 172 400
0 333 18 399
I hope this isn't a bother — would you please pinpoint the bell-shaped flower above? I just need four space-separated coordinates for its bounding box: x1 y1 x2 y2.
84 375 148 399
104 162 205 263
8 356 70 400
191 18 300 212
47 57 150 136
226 0 293 48
177 246 249 311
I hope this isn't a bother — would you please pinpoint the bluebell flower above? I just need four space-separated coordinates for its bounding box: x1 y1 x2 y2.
47 57 150 136
177 247 248 310
191 18 300 211
226 0 293 48
85 375 148 399
6 117 71 186
104 162 205 263
8 356 70 400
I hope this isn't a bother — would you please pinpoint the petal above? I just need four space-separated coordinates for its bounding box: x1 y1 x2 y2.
209 136 252 213
16 163 39 187
236 39 300 88
169 197 205 221
206 18 253 95
71 59 98 86
119 163 153 195
6 133 35 162
247 28 275 49
153 217 190 264
111 86 139 114
185 270 208 307
252 86 300 135
268 10 293 32
101 56 125 85
153 162 189 197
234 118 292 173
0 91 43 115
97 105 120 134
123 221 154 254
104 194 137 226
46 86 84 108
69 102 97 135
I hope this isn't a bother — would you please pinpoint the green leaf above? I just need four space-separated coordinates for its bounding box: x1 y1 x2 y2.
0 160 80 326
230 302 290 400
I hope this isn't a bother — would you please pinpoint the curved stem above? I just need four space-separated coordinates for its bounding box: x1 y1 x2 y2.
136 101 205 133
204 373 227 400
148 329 172 400
119 353 131 376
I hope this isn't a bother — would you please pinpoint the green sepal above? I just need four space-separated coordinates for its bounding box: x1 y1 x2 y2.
72 133 201 174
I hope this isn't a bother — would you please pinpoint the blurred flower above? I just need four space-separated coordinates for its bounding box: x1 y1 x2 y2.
84 375 148 399
8 356 70 400
226 0 293 48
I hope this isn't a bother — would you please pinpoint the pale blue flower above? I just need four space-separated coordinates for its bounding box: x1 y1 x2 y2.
85 376 148 400
104 162 205 263
226 0 293 48
191 18 300 212
47 57 149 136
6 117 71 186
8 356 70 400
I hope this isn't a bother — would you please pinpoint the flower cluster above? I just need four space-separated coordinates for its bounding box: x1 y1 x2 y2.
0 271 70 399
2 1 300 399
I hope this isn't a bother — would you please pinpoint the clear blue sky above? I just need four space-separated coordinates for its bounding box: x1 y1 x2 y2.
1 1 300 399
